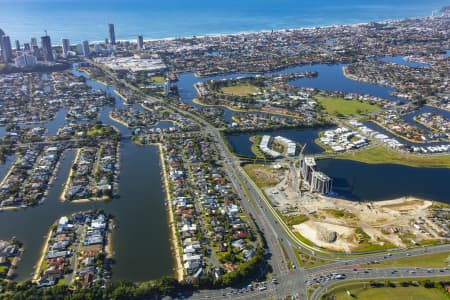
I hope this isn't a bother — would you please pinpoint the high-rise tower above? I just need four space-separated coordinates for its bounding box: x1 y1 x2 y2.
137 35 144 50
30 37 38 48
82 40 90 57
0 28 5 52
1 36 13 62
41 35 54 62
61 38 70 58
108 24 116 45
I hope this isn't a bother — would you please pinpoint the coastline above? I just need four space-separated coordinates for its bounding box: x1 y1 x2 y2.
75 66 110 87
426 104 450 113
193 96 305 120
413 116 450 142
60 148 80 202
0 148 62 210
156 143 183 282
370 120 439 144
114 90 130 104
0 157 17 187
109 113 132 128
105 218 114 259
78 12 435 46
32 225 54 282
7 246 24 280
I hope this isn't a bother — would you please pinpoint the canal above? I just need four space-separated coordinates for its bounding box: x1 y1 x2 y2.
0 57 449 282
176 61 450 203
0 65 174 282
317 159 450 203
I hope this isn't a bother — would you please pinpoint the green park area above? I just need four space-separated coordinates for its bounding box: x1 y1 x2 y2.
293 249 330 269
364 251 450 268
150 76 166 84
249 135 266 159
335 145 450 168
315 95 380 117
220 83 261 96
242 163 281 188
86 125 120 140
323 282 449 300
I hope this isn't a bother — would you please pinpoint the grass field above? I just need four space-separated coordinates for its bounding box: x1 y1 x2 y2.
150 76 166 84
249 135 266 159
364 251 450 268
335 145 450 168
315 95 380 117
243 163 281 187
328 284 448 300
220 83 260 96
293 249 331 269
286 215 309 226
323 208 356 219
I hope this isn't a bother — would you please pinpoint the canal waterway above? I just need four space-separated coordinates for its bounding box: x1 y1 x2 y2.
317 159 450 202
227 128 324 157
175 62 450 203
380 56 429 68
0 58 449 282
0 65 173 282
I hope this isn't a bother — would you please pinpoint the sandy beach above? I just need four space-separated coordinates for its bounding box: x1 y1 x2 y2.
157 143 184 281
32 226 54 281
60 148 81 201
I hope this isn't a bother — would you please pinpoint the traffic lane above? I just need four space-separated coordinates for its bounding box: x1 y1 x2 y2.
185 283 280 300
311 268 450 300
182 269 305 300
221 162 287 275
306 267 450 285
306 244 450 276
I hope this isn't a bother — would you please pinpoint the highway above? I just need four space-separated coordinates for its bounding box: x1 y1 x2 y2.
310 267 450 300
90 62 450 300
164 102 450 300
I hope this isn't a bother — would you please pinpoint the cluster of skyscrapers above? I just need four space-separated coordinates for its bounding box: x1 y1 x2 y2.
0 28 55 66
0 23 145 68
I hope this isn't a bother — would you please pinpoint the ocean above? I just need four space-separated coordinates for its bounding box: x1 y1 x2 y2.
0 0 448 44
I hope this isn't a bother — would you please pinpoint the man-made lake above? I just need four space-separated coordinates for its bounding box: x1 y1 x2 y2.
1 57 449 282
175 61 450 204
317 159 450 203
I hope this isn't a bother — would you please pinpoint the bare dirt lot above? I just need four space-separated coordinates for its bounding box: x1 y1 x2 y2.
243 163 449 253
262 167 447 252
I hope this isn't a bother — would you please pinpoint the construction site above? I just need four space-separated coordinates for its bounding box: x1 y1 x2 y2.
248 151 450 253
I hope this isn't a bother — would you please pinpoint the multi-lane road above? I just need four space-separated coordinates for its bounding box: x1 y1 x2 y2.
166 102 450 300
94 62 450 300
310 267 450 300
